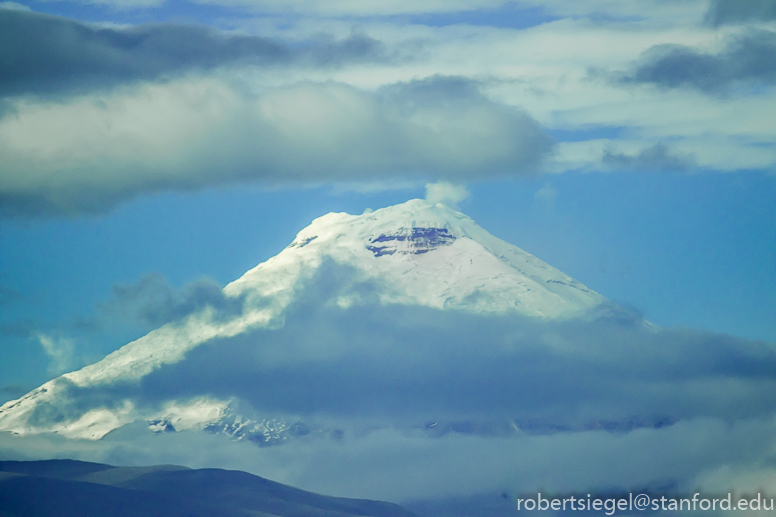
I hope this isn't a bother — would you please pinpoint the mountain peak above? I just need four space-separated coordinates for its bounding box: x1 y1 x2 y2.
294 199 472 243
0 198 605 440
290 199 470 258
228 198 603 319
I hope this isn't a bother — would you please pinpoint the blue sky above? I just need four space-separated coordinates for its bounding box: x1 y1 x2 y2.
1 0 775 403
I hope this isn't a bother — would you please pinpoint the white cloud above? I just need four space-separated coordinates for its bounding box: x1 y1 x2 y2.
0 76 551 216
1 417 775 503
36 333 75 375
534 182 557 207
425 181 470 207
306 16 776 178
2 0 775 216
384 21 776 176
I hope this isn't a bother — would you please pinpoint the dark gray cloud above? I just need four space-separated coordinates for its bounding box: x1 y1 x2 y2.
379 74 482 106
132 303 776 430
618 30 776 93
100 273 247 327
0 9 387 99
602 143 696 171
706 0 776 26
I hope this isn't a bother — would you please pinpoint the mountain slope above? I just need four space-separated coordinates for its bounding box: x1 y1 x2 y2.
0 199 605 440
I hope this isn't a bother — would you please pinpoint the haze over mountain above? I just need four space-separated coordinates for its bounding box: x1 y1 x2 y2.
1 199 775 504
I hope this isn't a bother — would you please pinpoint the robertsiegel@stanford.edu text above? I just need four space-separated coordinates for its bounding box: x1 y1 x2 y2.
516 492 774 514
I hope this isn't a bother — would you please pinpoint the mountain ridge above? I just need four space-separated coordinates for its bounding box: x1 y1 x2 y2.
0 459 418 517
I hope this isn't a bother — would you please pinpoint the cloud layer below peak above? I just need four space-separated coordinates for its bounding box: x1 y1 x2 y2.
3 264 776 502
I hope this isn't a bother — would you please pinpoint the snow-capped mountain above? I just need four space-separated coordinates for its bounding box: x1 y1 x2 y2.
0 199 605 441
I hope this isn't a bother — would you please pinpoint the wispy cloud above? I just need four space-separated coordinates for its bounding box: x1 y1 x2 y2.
533 182 557 209
425 181 470 207
602 142 696 171
35 332 76 375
